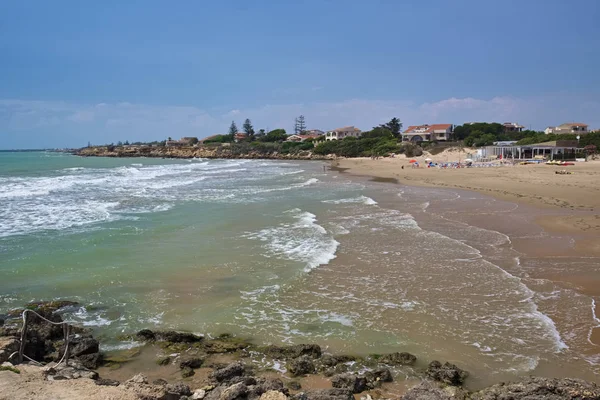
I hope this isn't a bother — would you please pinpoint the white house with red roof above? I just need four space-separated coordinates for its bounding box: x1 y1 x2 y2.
402 124 453 142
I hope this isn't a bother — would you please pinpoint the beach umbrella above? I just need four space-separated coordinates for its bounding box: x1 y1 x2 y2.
409 159 417 163
425 158 432 162
464 158 473 163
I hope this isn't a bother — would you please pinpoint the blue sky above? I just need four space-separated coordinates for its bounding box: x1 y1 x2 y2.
1 0 599 149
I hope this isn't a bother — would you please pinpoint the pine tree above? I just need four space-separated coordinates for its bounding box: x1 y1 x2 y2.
294 115 307 134
379 117 403 138
228 121 238 136
243 118 255 136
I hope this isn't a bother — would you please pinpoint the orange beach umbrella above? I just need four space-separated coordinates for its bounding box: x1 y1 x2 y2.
409 159 417 163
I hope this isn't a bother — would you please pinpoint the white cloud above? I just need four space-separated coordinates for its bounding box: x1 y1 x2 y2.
1 95 598 148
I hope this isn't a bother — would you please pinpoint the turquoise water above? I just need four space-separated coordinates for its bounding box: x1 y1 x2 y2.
1 151 599 387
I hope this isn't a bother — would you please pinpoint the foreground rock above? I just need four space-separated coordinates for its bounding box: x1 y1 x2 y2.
426 361 468 386
402 381 468 400
330 374 367 393
471 376 600 400
292 388 354 400
262 344 322 360
0 301 102 368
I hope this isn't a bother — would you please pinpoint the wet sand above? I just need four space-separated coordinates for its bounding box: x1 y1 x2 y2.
329 159 600 376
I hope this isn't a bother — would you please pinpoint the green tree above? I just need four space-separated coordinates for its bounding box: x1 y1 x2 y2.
362 127 394 139
261 129 288 142
117 141 123 146
243 118 255 138
228 121 238 136
379 117 403 138
294 115 307 134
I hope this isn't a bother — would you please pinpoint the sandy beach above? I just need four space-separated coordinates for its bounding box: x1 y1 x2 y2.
333 154 600 235
333 153 600 352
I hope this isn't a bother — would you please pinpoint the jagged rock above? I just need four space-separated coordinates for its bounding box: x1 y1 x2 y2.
331 374 368 394
182 366 195 378
402 381 468 400
210 361 246 383
379 352 417 366
136 329 156 341
287 381 302 391
180 357 204 369
157 356 171 366
318 354 356 368
426 361 468 386
192 389 207 399
127 373 149 384
288 356 315 377
135 329 204 343
364 368 393 387
77 352 103 369
95 378 120 386
220 382 248 400
260 391 288 400
153 378 168 385
248 378 288 398
471 376 600 400
257 378 285 393
292 388 354 400
262 344 322 360
322 364 349 377
203 338 250 354
66 337 100 356
0 337 19 363
25 300 79 312
44 361 99 381
166 382 192 396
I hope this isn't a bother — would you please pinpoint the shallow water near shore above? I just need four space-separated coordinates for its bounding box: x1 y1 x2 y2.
1 152 599 389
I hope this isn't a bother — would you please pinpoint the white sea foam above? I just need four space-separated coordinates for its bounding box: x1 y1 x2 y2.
244 208 339 272
323 196 377 205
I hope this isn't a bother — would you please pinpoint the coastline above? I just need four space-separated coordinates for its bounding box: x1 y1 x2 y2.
330 156 600 361
332 157 600 245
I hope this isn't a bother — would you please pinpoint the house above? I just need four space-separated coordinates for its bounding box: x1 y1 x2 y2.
402 124 453 142
286 134 322 142
545 123 589 135
503 122 524 133
234 132 248 142
304 129 324 136
325 126 362 141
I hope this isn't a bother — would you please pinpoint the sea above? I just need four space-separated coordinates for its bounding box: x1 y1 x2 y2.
1 151 599 388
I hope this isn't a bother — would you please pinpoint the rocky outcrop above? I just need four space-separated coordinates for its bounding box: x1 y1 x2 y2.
330 374 367 393
471 376 600 400
210 362 246 384
43 359 99 381
261 344 322 360
379 351 417 366
74 145 332 161
0 301 102 369
0 337 19 363
291 388 354 400
136 329 204 343
402 381 468 400
426 361 469 386
287 356 316 377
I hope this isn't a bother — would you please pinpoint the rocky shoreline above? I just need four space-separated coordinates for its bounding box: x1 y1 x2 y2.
1 301 600 400
73 145 333 160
